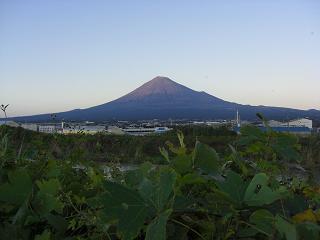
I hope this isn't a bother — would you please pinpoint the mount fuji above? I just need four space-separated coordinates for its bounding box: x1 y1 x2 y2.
5 76 320 122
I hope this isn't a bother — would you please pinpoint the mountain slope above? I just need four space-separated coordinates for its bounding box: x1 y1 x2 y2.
5 76 320 122
94 76 229 109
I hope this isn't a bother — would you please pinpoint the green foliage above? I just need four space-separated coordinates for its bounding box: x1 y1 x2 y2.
249 209 274 236
0 169 32 205
0 125 319 239
0 125 236 164
243 173 284 206
193 141 221 175
145 209 172 240
95 182 151 240
215 170 248 206
275 215 297 240
238 124 301 163
34 179 63 216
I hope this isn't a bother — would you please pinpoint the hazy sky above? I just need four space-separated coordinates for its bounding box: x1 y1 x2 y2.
1 0 319 117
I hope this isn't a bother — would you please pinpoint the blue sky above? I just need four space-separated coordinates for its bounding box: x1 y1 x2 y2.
0 0 319 117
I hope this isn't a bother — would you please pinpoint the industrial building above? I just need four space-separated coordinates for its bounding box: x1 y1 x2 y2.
234 117 313 135
256 126 311 135
266 118 312 129
121 127 171 136
38 125 57 134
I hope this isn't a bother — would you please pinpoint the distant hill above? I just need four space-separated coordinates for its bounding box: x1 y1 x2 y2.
4 76 320 122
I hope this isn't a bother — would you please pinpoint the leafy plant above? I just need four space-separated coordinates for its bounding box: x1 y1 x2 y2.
0 125 319 239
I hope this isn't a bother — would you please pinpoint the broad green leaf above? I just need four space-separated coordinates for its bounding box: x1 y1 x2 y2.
34 179 63 215
125 161 153 188
139 168 177 211
193 141 220 175
275 215 297 240
249 209 274 236
0 169 32 205
100 182 151 240
216 171 248 206
171 154 192 175
145 209 172 240
244 173 281 206
156 169 176 211
139 178 156 204
178 173 206 187
125 170 144 188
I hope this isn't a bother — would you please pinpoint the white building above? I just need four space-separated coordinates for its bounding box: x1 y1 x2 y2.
266 118 313 129
38 125 56 134
287 118 312 129
192 121 205 125
123 127 171 136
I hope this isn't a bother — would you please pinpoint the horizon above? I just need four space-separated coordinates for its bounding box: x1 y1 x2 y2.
1 1 320 117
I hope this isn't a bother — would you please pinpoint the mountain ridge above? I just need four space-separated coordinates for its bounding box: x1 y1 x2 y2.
3 76 320 122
